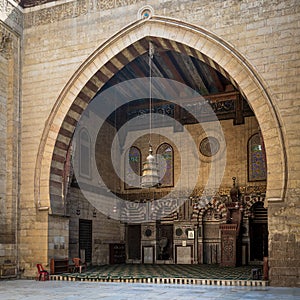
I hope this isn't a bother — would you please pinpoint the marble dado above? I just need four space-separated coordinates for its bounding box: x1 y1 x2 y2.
23 0 141 28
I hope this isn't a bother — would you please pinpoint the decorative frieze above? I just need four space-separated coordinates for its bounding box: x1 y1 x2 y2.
0 26 12 58
24 0 86 28
24 0 143 27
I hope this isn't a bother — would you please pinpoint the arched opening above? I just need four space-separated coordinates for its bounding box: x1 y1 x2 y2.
79 129 91 178
124 146 141 190
156 143 174 187
35 16 286 281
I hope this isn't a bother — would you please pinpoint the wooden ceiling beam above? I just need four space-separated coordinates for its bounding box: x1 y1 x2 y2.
190 57 211 93
173 43 204 90
159 51 185 84
207 68 226 93
143 38 182 98
167 51 195 89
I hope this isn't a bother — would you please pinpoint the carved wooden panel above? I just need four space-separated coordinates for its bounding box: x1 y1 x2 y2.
220 224 238 267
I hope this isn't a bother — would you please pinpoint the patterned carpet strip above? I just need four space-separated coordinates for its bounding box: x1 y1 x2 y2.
56 264 265 285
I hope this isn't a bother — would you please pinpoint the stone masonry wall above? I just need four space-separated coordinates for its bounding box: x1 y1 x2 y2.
120 116 262 194
68 187 123 265
1 0 297 284
0 10 21 269
0 31 10 262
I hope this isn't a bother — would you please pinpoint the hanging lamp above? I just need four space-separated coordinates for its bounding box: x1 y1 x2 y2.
141 145 160 188
141 41 160 188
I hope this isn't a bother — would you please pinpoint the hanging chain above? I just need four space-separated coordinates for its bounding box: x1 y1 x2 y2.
149 41 154 147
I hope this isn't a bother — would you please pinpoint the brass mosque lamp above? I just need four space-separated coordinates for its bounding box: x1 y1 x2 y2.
141 144 160 188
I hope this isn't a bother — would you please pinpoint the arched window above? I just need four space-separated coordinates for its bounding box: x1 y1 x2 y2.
125 146 141 189
248 133 267 181
79 129 91 177
157 143 174 187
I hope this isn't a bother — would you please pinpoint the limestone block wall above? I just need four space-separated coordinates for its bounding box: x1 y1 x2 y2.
121 117 263 194
0 37 9 253
0 59 11 261
13 0 300 285
0 1 22 268
48 215 69 260
68 187 123 265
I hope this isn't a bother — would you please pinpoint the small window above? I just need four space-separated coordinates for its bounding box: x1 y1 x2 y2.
79 129 91 177
125 146 141 189
156 143 174 187
248 133 267 181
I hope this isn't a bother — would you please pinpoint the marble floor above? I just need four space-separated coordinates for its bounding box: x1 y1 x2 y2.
0 280 299 300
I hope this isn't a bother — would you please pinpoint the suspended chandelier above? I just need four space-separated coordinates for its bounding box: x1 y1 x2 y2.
141 41 160 188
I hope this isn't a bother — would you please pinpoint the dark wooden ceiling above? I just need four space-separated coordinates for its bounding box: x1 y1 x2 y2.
98 49 254 128
101 50 231 96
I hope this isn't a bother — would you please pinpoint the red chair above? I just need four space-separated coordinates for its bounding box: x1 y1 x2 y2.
72 258 86 273
36 264 49 281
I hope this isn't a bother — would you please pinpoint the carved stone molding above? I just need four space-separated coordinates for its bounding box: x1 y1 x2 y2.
0 0 23 29
24 0 141 28
0 25 12 58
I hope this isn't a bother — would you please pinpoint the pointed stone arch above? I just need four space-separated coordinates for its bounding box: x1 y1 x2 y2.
191 197 228 221
244 195 266 217
34 16 287 213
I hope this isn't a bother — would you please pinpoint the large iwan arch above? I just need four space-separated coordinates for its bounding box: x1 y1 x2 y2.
35 16 287 217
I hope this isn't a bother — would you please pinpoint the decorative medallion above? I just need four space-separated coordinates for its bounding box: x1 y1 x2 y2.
185 228 192 236
145 228 152 237
200 136 220 157
138 5 154 19
175 228 183 236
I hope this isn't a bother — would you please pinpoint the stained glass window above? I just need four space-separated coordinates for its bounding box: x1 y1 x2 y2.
157 143 174 187
79 129 90 177
248 133 267 181
125 146 141 189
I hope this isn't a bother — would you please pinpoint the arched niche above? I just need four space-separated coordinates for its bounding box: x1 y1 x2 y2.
34 16 287 214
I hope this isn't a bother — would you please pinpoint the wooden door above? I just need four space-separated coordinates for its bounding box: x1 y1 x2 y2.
127 224 141 260
249 202 268 261
250 223 268 261
79 219 92 263
156 223 173 260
